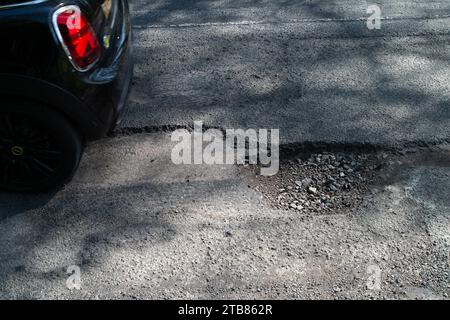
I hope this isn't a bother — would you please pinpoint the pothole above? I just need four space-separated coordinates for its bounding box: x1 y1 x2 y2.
241 144 450 215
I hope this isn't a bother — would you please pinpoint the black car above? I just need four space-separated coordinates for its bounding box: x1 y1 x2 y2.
0 0 133 192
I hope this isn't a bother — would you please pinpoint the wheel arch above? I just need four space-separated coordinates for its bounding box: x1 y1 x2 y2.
0 73 106 140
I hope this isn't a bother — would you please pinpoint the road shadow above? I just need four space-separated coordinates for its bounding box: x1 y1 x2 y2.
0 191 55 221
124 0 450 146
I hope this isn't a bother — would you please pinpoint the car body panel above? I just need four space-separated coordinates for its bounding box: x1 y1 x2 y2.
0 0 133 140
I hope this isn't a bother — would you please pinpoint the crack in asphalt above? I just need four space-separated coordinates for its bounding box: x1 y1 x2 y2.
131 15 450 42
132 14 450 30
112 124 226 136
113 126 450 154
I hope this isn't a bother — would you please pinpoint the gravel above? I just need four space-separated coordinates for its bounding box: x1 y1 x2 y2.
245 151 388 214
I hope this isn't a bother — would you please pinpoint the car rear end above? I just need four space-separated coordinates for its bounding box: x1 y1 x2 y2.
50 0 134 133
0 0 133 192
0 0 133 139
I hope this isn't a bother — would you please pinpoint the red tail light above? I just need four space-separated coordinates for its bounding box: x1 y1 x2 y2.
53 6 101 71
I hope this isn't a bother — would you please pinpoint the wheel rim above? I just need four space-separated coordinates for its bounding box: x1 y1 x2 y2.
0 113 62 189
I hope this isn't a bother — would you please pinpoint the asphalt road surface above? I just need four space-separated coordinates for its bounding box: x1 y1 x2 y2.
0 0 449 299
125 0 450 146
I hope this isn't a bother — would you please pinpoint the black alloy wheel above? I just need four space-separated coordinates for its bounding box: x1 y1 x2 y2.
0 101 83 193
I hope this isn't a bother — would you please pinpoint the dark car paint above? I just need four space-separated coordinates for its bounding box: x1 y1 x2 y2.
0 0 133 140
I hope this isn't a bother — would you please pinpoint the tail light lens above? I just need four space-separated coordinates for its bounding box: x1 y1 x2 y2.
53 6 101 71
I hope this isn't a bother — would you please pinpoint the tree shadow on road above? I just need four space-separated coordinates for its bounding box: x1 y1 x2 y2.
125 0 450 145
0 192 55 221
1 0 450 299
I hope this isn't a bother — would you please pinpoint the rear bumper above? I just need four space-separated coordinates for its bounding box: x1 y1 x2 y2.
81 0 134 136
87 35 133 135
113 46 133 128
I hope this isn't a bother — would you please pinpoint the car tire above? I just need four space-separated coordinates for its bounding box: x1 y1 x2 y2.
0 100 83 193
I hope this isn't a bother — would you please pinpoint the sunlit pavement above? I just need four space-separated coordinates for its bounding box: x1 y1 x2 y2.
125 0 450 147
0 1 449 299
0 133 449 299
